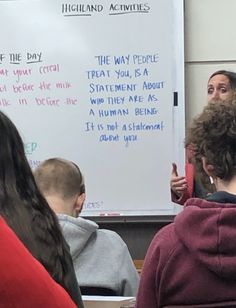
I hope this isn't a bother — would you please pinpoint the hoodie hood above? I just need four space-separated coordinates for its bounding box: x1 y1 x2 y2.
57 214 98 259
175 196 236 280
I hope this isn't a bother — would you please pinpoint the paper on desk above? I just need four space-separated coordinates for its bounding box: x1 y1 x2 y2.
82 296 135 308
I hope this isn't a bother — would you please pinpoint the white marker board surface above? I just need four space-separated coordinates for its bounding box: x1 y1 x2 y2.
0 0 184 216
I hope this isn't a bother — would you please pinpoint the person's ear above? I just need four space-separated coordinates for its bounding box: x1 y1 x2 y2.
73 193 86 217
202 157 214 177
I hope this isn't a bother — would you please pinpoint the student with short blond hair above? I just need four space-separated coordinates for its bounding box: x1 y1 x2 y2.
34 158 139 297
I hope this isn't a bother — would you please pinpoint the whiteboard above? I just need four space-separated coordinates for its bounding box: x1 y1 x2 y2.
0 0 184 216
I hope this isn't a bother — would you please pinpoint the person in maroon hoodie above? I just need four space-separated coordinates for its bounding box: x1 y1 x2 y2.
136 97 236 308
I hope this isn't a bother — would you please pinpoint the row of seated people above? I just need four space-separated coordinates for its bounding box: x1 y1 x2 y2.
2 96 236 307
0 108 138 307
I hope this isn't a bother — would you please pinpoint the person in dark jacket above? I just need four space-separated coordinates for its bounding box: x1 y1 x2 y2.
0 111 83 308
136 97 236 307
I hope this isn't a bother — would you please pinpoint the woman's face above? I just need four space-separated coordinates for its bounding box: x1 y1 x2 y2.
207 74 232 101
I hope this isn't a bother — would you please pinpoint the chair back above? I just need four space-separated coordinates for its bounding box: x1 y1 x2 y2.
80 286 117 296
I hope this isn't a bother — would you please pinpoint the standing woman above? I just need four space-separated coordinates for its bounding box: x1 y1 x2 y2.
171 69 236 205
0 111 83 308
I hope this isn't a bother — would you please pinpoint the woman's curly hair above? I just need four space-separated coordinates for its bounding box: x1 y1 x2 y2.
186 97 236 182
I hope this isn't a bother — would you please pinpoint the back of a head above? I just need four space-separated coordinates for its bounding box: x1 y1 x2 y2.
186 97 236 181
0 111 33 199
0 110 45 237
0 110 57 224
34 158 85 201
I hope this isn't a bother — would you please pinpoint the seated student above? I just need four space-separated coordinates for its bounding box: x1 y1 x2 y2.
34 158 140 297
136 98 236 307
0 215 76 308
171 69 236 205
0 111 83 308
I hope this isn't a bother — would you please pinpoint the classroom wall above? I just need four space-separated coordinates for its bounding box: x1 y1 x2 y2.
185 0 236 127
96 0 236 260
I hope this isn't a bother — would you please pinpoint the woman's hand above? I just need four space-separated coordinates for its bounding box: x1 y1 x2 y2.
170 163 188 197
